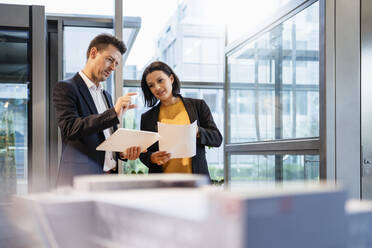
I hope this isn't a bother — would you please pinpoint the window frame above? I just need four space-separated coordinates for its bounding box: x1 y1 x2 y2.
224 0 325 184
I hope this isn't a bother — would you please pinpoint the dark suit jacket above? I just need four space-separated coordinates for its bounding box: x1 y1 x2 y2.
139 96 222 178
53 73 120 186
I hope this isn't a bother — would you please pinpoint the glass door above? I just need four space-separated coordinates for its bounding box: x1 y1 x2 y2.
0 29 30 199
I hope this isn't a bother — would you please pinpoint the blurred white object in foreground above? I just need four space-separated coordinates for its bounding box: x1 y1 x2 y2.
12 175 362 248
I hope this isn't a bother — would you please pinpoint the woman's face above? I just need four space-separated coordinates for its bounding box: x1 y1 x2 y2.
146 70 174 102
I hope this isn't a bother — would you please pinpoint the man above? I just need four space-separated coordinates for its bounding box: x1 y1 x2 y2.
53 34 141 186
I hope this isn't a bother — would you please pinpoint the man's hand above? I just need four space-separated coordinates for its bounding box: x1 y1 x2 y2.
120 146 146 160
114 92 137 117
150 151 171 165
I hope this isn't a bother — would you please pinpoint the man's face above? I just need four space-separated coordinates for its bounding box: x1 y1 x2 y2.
90 44 121 83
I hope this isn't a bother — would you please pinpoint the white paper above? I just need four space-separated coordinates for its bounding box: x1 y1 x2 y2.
158 121 197 158
96 128 160 153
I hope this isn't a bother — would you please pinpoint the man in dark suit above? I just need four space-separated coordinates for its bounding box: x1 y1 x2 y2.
53 34 141 186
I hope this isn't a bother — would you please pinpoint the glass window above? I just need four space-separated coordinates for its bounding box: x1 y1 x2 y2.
63 27 115 94
230 154 320 185
120 87 148 174
228 1 319 142
181 88 224 181
230 89 276 142
183 37 202 64
162 40 176 68
183 37 221 64
0 30 29 199
226 0 292 43
0 31 29 83
182 36 224 82
63 25 138 94
124 0 224 82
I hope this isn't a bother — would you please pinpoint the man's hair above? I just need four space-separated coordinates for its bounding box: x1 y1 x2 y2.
86 33 127 59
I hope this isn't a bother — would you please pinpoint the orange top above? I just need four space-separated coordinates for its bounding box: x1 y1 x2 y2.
158 100 192 174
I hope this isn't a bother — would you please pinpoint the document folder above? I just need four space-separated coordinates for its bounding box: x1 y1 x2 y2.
96 128 160 153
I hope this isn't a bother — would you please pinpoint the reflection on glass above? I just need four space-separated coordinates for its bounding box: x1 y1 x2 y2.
121 87 224 181
230 154 319 184
0 30 29 199
0 31 28 82
228 2 319 142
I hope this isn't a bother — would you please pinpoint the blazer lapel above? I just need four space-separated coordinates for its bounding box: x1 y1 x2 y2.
181 97 197 124
74 73 98 115
150 104 161 132
102 90 118 132
102 90 114 108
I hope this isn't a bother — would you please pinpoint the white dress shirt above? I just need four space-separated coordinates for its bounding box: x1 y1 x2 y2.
79 71 116 172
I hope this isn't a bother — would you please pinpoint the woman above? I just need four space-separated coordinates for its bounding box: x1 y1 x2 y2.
139 61 222 178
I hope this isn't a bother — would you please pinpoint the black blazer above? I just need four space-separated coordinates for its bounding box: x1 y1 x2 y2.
53 73 120 186
139 96 222 178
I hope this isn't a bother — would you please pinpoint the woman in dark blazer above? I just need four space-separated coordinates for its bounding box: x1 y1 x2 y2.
139 61 222 178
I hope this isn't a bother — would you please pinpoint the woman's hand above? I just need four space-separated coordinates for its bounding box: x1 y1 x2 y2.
150 151 171 165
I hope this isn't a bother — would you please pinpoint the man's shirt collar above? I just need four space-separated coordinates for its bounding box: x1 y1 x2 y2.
79 71 103 91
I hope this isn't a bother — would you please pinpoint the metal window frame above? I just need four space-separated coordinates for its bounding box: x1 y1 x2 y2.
31 5 48 192
334 0 361 198
319 0 327 180
114 0 124 173
114 0 123 103
123 79 224 89
46 19 62 188
225 138 320 153
0 4 30 27
46 14 141 64
224 0 324 184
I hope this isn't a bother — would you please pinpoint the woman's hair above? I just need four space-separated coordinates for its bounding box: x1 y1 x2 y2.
141 61 181 107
